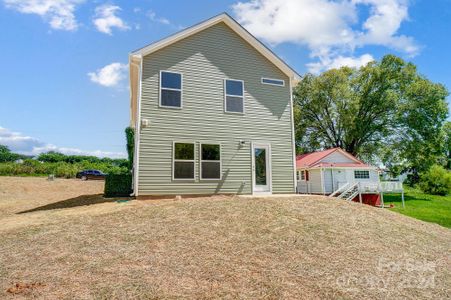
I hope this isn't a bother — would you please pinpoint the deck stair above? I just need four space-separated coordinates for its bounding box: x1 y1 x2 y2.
329 182 360 202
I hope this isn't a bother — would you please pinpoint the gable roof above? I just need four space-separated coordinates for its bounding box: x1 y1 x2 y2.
296 148 371 169
129 13 301 83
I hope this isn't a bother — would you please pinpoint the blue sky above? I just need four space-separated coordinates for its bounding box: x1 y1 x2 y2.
0 0 450 158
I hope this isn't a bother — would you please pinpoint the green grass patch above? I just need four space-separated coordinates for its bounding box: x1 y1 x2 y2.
383 186 451 228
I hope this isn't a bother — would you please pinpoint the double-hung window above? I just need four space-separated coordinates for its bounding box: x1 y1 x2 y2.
160 71 182 108
224 79 244 113
200 144 221 179
173 142 195 179
354 170 370 179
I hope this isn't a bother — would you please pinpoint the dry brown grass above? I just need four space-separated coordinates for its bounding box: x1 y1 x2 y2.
0 176 450 299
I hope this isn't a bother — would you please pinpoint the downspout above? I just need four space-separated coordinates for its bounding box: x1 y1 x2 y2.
320 167 325 195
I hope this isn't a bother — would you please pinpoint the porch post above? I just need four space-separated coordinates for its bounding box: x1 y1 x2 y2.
320 168 325 195
331 169 335 192
401 192 405 208
358 183 362 204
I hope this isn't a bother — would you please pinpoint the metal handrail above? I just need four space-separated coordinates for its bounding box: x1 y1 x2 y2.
329 182 350 197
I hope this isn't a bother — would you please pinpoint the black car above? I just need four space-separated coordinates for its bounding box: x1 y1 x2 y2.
76 169 106 180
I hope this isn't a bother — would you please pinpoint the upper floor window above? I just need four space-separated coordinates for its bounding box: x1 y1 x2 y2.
224 79 244 113
160 71 182 108
261 77 285 86
354 170 370 179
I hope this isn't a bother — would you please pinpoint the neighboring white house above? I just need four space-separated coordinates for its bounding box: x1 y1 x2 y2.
296 148 379 195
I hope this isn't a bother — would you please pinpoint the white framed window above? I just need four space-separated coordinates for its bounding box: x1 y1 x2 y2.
354 170 370 179
261 77 285 86
160 71 182 108
297 170 306 181
224 79 244 113
173 142 195 180
200 144 221 180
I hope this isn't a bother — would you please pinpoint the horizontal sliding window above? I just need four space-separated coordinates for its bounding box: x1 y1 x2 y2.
225 79 244 113
201 144 221 180
354 170 370 179
173 142 194 180
160 71 182 108
261 77 285 86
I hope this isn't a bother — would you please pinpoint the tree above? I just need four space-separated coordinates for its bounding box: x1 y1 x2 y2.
443 122 451 169
37 151 67 163
0 145 21 162
419 165 451 196
125 127 135 170
294 55 449 172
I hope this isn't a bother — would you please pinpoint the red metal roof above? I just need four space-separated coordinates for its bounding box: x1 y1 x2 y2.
296 148 369 169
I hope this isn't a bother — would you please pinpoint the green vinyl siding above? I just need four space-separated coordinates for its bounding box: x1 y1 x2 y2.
137 22 295 195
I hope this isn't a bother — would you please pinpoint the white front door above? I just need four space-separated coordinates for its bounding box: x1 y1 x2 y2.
334 169 347 189
252 143 271 194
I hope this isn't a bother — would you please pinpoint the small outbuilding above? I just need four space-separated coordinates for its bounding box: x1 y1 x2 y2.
296 148 392 206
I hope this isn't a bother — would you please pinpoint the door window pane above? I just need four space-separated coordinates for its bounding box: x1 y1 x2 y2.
255 148 267 185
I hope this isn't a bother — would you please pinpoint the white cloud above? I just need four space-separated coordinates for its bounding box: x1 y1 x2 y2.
0 127 125 158
93 4 129 35
88 62 127 87
233 0 418 73
147 10 170 25
307 54 374 74
3 0 84 31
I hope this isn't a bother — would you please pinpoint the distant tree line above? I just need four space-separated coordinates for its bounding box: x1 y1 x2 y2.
0 145 129 178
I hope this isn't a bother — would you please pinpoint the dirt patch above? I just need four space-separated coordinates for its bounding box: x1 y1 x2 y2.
6 282 45 295
0 177 450 299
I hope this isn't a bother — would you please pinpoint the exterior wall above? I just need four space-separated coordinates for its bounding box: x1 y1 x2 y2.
332 168 379 191
298 168 379 194
297 169 323 194
137 22 295 195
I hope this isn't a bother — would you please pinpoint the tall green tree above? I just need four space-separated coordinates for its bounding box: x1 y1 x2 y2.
0 145 21 162
443 122 451 169
294 55 449 172
125 127 135 170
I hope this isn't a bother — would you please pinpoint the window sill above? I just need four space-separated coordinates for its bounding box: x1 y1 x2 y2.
159 105 182 109
224 111 245 115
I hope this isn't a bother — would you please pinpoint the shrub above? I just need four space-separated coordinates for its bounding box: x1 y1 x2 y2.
404 173 420 187
125 127 135 170
419 165 451 196
0 160 128 178
104 173 132 197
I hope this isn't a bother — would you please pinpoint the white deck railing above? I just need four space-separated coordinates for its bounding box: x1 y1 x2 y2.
336 181 403 193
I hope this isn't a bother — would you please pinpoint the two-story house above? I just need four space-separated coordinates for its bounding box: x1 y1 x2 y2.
129 13 300 197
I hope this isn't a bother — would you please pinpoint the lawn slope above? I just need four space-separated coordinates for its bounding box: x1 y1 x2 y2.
384 186 451 228
0 177 450 299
